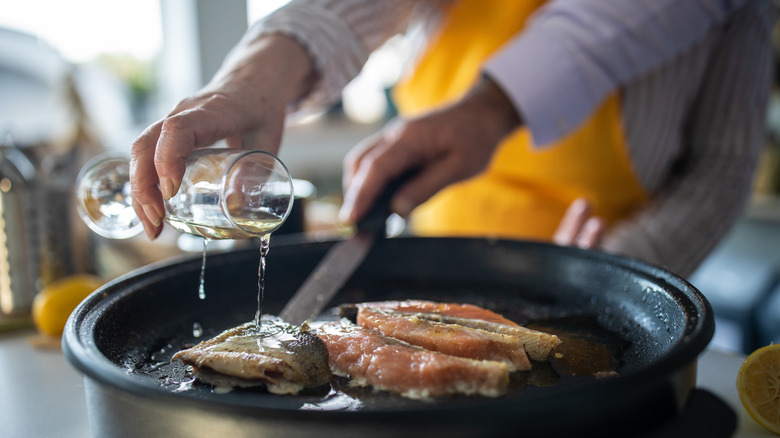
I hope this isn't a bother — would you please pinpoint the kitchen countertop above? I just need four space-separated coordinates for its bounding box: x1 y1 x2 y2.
0 328 775 438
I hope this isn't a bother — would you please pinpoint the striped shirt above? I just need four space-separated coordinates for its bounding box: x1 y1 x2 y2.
256 0 776 277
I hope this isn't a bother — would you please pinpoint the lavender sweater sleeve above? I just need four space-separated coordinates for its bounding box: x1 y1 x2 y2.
483 0 749 146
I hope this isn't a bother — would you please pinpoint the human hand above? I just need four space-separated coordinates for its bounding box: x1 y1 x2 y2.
552 198 606 249
129 34 313 239
339 76 521 224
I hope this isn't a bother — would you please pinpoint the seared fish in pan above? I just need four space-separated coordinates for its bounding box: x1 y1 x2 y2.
356 307 532 371
400 312 561 362
172 316 331 394
318 319 510 399
342 300 519 325
343 300 562 361
172 300 561 400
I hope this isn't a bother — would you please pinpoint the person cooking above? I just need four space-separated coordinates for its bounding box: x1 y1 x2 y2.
129 0 776 277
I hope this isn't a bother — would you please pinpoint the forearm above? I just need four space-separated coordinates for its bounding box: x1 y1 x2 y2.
208 33 315 109
253 0 425 110
463 76 523 146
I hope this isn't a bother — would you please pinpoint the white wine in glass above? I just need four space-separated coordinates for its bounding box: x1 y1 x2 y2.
76 149 294 240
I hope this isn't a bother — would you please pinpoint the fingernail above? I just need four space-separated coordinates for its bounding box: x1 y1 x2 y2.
338 201 354 224
143 204 162 227
143 224 156 240
570 198 589 214
159 177 174 200
577 218 604 249
338 187 356 224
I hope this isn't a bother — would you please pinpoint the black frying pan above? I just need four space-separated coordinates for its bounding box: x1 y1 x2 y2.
63 237 713 438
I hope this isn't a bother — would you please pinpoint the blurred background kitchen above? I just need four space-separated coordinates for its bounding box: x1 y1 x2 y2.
0 0 779 354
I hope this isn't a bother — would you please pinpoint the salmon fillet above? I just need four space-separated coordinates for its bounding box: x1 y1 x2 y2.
317 319 510 399
357 307 532 372
350 300 561 361
411 313 562 361
172 316 331 394
356 300 518 326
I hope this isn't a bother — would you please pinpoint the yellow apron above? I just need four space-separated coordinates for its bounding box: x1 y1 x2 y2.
393 0 648 241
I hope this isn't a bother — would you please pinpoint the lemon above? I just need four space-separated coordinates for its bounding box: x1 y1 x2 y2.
737 343 780 434
32 274 104 337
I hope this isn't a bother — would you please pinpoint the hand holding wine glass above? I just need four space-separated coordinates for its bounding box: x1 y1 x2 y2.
76 149 294 240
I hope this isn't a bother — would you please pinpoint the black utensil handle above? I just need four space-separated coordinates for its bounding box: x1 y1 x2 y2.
356 169 416 235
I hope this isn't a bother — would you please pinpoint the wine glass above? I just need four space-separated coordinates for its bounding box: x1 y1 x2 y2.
75 149 294 240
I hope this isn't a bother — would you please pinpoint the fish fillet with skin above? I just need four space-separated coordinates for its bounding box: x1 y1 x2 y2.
317 319 510 399
352 300 518 325
172 316 331 394
351 300 561 361
411 312 562 361
357 307 532 371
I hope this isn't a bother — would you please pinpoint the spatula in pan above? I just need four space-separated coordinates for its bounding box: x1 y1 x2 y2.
279 174 407 325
